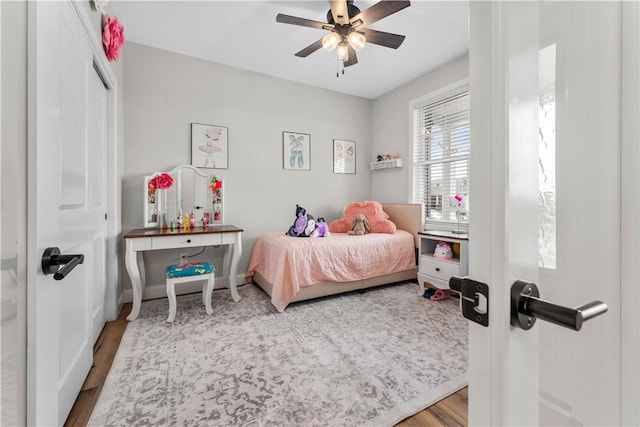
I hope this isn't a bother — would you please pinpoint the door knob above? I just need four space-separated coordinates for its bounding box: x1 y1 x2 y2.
41 247 84 281
511 280 608 331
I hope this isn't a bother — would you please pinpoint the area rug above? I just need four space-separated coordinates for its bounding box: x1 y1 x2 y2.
89 282 468 426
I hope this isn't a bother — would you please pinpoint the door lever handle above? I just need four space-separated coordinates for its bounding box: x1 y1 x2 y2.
511 280 607 331
42 247 84 281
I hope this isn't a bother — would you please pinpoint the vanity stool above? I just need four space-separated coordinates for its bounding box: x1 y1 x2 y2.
165 262 215 323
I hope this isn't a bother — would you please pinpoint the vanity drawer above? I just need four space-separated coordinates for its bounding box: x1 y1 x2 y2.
419 256 460 281
151 233 222 250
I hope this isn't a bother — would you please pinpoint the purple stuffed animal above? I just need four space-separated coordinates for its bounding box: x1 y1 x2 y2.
311 218 330 237
286 204 313 237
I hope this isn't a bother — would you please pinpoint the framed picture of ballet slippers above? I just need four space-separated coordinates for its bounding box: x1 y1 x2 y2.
191 123 228 169
283 131 310 171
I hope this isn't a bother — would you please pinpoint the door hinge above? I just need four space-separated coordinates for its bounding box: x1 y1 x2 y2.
449 276 489 327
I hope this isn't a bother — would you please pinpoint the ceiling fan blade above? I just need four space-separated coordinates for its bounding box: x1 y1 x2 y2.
360 28 406 49
276 14 332 30
350 0 411 28
329 0 349 25
344 46 358 67
295 39 324 58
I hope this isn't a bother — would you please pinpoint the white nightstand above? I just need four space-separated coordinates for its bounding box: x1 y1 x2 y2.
417 230 469 295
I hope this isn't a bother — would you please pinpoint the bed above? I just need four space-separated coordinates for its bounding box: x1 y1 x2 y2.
246 203 421 311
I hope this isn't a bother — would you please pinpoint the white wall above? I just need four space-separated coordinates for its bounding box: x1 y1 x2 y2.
370 54 469 203
121 42 373 294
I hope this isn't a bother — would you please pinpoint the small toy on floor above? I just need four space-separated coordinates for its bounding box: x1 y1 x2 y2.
423 288 436 299
431 289 450 301
422 288 450 301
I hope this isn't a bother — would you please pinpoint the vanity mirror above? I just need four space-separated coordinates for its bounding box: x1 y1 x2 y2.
143 164 224 228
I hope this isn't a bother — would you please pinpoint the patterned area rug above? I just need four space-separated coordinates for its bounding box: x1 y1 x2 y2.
89 282 468 426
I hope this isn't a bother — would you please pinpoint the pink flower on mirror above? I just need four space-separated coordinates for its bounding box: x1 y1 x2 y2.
102 15 125 62
152 173 174 190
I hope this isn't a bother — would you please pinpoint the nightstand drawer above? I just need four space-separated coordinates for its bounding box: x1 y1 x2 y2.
419 256 460 281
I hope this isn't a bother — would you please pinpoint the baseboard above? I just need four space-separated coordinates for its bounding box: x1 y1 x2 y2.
121 273 247 303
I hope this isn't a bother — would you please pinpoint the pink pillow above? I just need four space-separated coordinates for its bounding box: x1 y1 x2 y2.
329 201 397 234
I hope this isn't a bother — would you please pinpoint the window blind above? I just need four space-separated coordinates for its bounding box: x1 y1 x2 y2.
411 88 470 227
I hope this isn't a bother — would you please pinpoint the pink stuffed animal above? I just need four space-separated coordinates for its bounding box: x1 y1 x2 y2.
328 201 396 234
434 242 453 260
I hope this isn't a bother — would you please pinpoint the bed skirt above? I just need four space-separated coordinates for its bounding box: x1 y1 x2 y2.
252 268 417 306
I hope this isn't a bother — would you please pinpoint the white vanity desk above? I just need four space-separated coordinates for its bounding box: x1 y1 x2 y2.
128 163 238 321
124 225 243 321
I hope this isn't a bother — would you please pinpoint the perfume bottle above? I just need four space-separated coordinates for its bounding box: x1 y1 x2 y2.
162 212 169 230
190 210 195 228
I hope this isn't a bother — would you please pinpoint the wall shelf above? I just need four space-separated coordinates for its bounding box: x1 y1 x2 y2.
370 158 403 170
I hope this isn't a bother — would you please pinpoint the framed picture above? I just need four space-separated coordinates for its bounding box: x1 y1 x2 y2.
283 131 310 170
191 123 228 169
333 139 356 174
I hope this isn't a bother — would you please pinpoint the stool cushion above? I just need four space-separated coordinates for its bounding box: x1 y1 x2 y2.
165 262 215 278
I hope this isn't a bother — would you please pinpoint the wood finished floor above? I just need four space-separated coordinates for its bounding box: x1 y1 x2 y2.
65 302 468 427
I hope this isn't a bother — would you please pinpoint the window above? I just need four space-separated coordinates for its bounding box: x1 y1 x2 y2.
538 44 557 269
411 86 470 229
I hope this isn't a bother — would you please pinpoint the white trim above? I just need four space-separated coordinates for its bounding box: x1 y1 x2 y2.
409 78 470 110
621 1 640 424
26 4 40 424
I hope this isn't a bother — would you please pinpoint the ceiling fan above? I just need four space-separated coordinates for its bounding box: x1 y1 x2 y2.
276 0 411 68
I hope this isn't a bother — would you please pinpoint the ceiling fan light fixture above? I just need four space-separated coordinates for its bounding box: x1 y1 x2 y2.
347 31 366 50
336 42 349 62
322 32 340 51
277 0 411 69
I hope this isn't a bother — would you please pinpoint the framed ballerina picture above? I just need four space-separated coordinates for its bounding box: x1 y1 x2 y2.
333 139 356 174
191 123 228 169
283 131 310 171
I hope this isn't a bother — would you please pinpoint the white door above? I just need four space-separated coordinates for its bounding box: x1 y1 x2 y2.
27 1 108 425
467 1 634 425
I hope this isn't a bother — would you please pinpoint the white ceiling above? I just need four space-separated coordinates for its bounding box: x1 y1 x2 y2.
110 1 469 99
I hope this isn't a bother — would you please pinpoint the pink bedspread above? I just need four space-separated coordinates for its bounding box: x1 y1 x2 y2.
246 231 416 311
